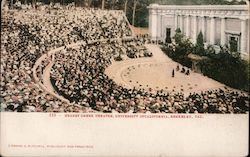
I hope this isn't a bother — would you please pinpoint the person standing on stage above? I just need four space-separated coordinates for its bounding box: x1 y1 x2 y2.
172 69 175 77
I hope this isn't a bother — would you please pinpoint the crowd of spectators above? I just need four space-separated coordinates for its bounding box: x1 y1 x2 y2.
1 5 133 112
0 4 249 113
50 42 249 113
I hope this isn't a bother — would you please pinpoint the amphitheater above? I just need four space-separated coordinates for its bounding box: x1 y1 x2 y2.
1 4 249 113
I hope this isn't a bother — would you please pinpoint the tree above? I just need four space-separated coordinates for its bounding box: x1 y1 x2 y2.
195 31 205 55
86 0 92 7
173 28 184 44
196 31 204 48
112 0 117 9
163 28 193 68
206 45 216 54
13 0 247 27
124 0 128 15
101 0 105 9
198 48 249 91
132 0 138 26
126 0 150 27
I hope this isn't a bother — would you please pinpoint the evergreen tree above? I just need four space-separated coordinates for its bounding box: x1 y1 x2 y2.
173 28 184 44
195 31 205 55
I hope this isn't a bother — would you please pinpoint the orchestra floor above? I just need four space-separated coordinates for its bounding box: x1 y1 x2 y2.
105 44 225 96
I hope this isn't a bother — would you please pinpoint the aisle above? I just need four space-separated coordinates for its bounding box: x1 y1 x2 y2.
42 62 55 93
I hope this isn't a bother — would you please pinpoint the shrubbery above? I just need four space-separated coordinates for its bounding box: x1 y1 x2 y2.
162 29 249 91
199 50 249 91
162 28 192 68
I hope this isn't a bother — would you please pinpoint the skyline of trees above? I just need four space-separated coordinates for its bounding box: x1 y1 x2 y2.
6 0 247 27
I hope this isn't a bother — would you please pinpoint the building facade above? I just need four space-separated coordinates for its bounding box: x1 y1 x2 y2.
148 4 249 58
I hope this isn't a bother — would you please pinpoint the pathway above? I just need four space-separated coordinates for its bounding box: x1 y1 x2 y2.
43 62 56 94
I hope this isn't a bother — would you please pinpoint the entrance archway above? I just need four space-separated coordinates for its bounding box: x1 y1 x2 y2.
165 28 171 43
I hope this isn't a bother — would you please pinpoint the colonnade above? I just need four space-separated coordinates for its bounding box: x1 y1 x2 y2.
175 14 247 53
148 4 249 56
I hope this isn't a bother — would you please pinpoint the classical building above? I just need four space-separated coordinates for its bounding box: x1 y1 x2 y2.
148 4 249 58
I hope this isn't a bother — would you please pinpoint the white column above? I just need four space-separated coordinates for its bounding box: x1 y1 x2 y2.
174 14 178 31
151 9 158 40
220 17 226 46
240 18 247 54
161 13 164 41
149 11 152 37
210 16 215 45
201 16 206 41
186 15 190 37
157 11 161 41
179 15 183 32
192 15 198 43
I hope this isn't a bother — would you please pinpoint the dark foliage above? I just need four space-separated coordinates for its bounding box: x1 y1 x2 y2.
199 50 249 91
10 0 246 28
194 31 205 56
162 28 192 68
162 29 249 92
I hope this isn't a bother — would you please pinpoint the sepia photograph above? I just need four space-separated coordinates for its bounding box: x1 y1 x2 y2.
0 0 249 156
